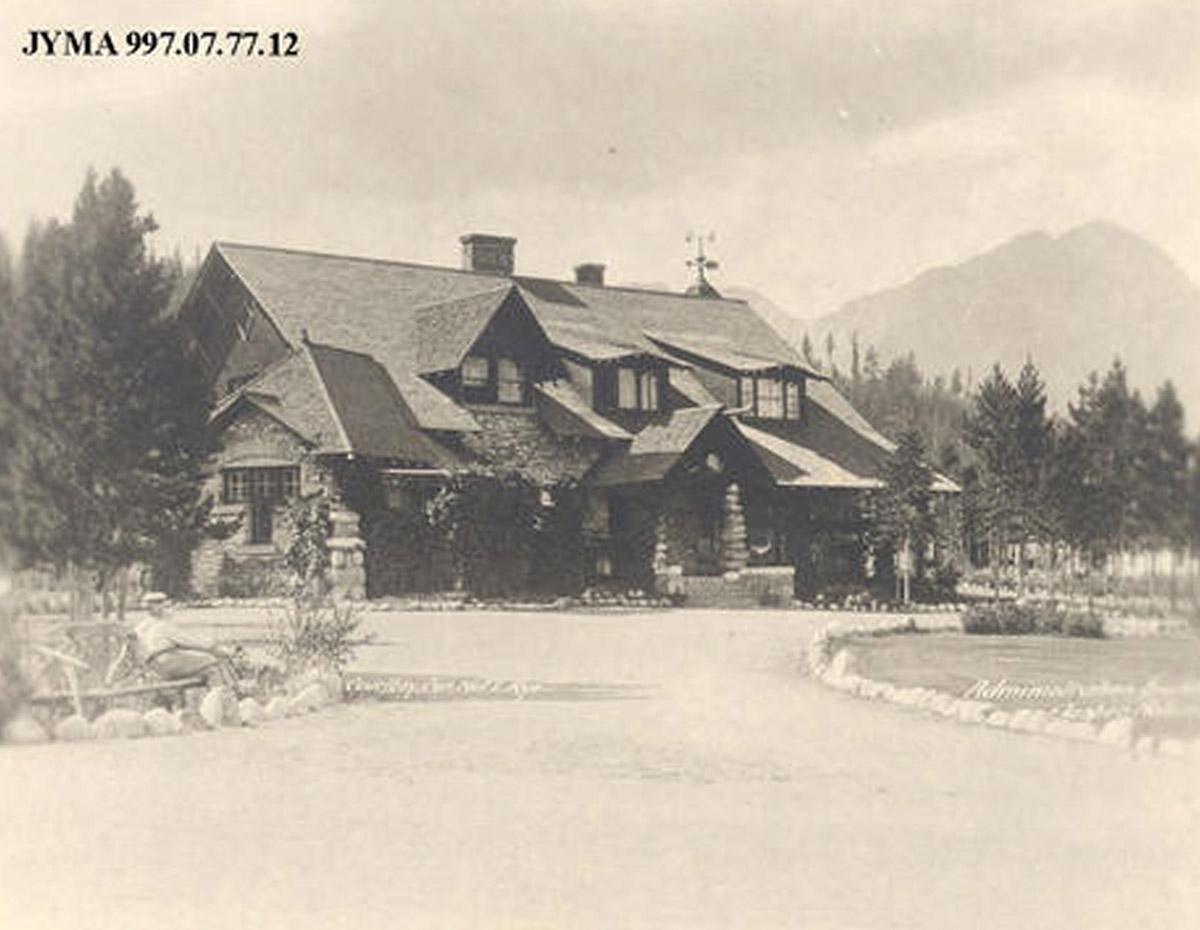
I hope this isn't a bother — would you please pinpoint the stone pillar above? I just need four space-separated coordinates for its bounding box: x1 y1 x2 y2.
721 482 749 576
327 506 366 599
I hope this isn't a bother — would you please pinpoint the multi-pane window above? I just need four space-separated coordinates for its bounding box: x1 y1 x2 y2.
639 370 659 411
460 355 527 405
222 466 299 504
617 367 639 409
757 378 783 418
740 376 803 420
739 376 755 410
613 366 660 411
496 358 525 404
785 381 801 420
222 466 300 545
461 355 489 389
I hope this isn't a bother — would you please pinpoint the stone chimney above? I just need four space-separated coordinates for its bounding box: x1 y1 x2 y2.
574 263 606 286
460 233 516 275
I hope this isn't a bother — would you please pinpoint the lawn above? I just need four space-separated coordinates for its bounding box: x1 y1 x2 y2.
849 630 1200 738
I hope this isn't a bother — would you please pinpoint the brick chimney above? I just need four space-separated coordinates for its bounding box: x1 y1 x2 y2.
574 263 606 286
460 233 516 275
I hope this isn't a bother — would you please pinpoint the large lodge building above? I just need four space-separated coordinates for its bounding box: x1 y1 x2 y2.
179 234 955 604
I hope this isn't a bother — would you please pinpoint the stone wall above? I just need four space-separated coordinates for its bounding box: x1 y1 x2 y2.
460 408 607 484
192 408 331 597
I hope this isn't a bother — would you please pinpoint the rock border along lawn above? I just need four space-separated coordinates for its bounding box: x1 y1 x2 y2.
1 671 347 748
806 615 1200 761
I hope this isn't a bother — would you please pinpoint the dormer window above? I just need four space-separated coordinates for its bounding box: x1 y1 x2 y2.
497 358 525 404
617 367 638 409
462 355 489 390
607 363 661 411
459 354 528 405
739 374 804 420
639 370 659 411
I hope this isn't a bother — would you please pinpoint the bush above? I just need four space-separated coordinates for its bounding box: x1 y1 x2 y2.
963 601 1105 638
267 493 371 675
267 597 367 675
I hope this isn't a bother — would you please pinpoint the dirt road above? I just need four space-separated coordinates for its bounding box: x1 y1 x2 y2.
1 609 1197 929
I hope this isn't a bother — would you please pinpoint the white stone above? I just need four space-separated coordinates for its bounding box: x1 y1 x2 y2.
1158 738 1187 757
955 700 993 724
2 711 49 745
239 697 266 726
199 686 240 728
322 673 345 702
264 696 292 719
985 710 1012 728
1097 717 1135 749
829 649 855 680
93 708 146 740
289 682 329 714
1134 735 1157 756
142 707 183 737
53 714 94 742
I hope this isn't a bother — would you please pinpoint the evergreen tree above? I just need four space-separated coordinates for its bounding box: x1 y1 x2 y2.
867 430 936 601
800 333 818 369
1050 359 1145 563
1138 382 1189 549
0 169 215 611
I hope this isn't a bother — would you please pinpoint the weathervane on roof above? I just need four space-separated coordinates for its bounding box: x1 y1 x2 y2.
685 231 721 298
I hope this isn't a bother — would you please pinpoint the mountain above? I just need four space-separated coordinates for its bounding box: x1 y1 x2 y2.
802 222 1200 423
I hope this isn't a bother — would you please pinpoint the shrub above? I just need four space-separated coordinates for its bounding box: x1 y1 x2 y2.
962 601 1105 638
268 597 367 675
267 494 371 675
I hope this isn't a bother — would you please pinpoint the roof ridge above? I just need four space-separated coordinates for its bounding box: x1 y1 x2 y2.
215 240 508 280
300 342 354 454
409 282 514 315
213 241 751 305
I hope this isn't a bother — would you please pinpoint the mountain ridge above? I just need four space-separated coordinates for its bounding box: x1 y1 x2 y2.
793 222 1200 423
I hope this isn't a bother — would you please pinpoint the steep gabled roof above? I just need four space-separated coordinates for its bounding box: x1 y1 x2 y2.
210 350 342 448
415 285 516 374
213 341 461 466
303 341 462 465
214 242 492 432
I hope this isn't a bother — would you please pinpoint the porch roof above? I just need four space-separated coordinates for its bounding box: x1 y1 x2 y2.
588 406 722 486
534 380 633 440
736 422 884 489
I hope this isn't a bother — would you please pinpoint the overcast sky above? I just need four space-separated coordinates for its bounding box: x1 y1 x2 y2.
2 0 1198 317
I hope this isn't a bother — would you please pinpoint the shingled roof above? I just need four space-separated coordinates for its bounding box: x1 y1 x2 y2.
214 241 803 380
214 341 461 466
206 240 952 492
589 406 723 486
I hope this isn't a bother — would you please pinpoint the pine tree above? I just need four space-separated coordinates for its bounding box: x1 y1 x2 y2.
0 169 215 612
800 333 818 370
964 365 1020 593
1051 359 1145 568
868 430 935 602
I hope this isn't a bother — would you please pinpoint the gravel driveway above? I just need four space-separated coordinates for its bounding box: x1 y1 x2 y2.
1 608 1197 930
